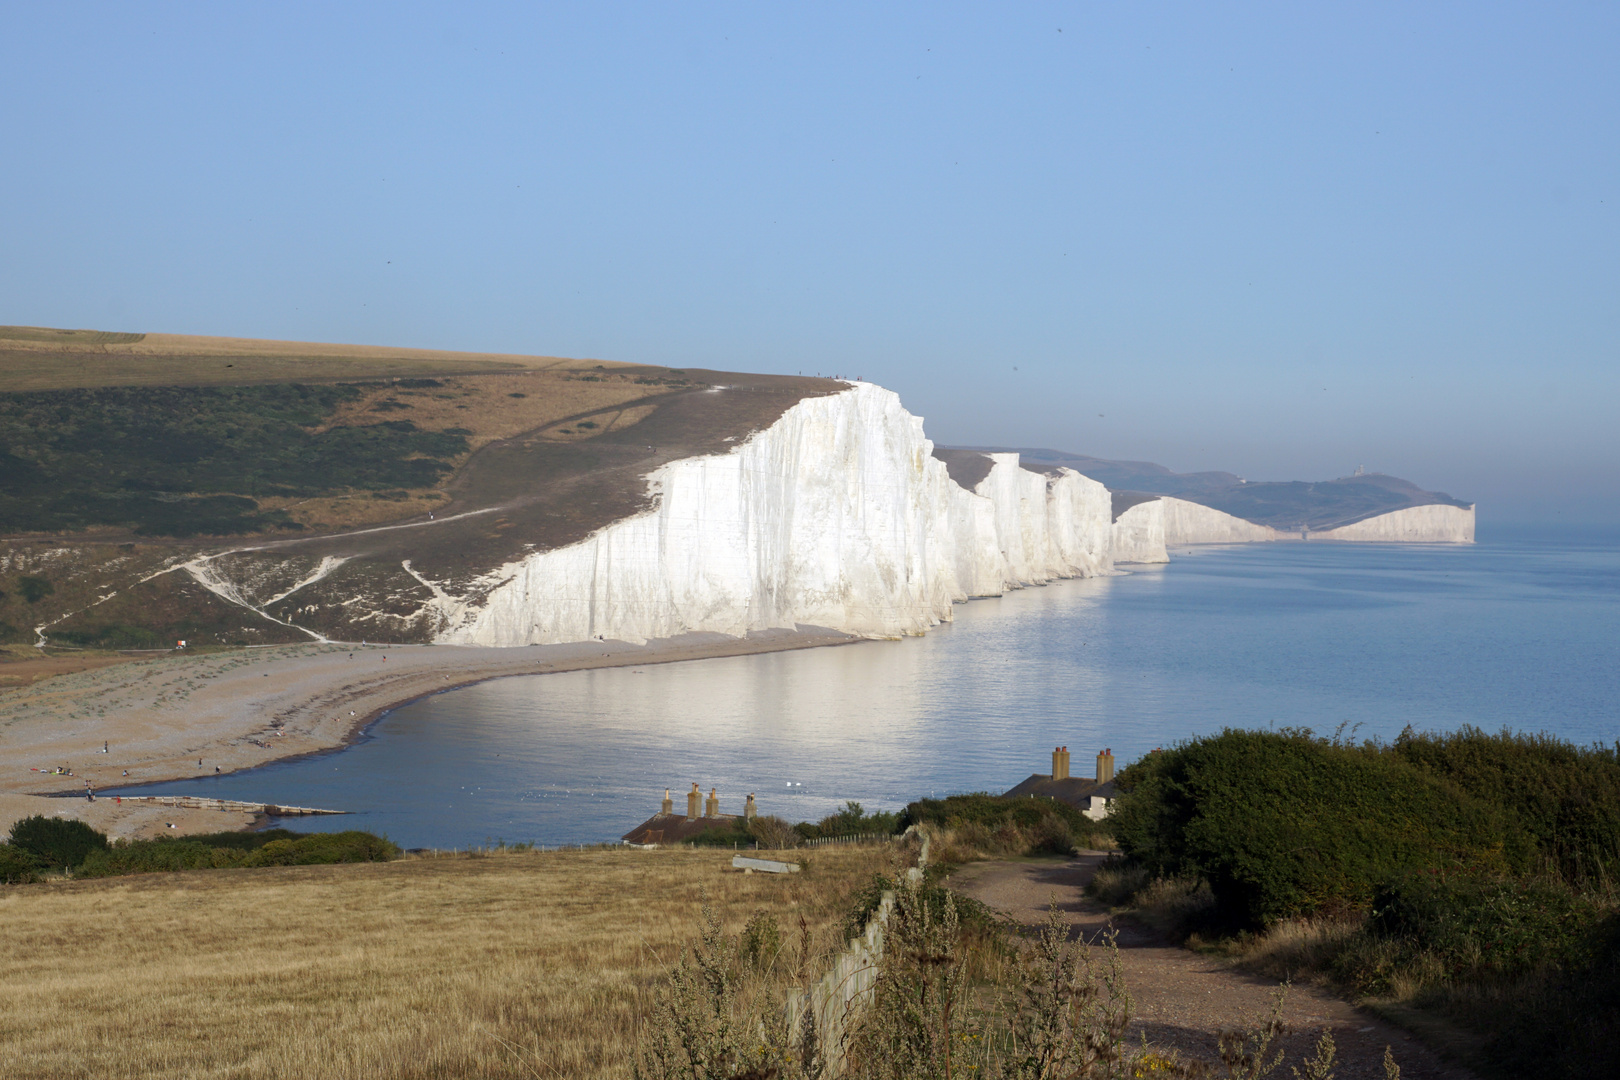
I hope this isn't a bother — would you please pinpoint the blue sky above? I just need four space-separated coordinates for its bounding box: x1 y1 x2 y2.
3 3 1616 523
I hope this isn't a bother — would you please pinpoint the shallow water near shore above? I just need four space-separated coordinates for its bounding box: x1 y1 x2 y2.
115 525 1620 848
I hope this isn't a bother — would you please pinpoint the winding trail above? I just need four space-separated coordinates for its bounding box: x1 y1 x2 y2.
947 855 1478 1080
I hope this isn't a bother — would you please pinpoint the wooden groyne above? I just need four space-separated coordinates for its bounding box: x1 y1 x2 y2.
109 795 347 816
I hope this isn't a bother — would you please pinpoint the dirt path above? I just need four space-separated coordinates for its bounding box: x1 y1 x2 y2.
947 855 1478 1080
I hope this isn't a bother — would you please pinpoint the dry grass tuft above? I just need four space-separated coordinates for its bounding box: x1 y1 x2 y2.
0 844 890 1079
1223 916 1364 983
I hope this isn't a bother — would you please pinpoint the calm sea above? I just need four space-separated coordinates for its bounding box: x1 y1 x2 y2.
116 526 1620 848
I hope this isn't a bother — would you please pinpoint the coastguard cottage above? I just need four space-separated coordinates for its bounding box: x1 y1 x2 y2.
621 783 758 846
1003 746 1117 820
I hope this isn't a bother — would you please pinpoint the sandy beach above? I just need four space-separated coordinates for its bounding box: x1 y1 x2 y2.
0 627 856 840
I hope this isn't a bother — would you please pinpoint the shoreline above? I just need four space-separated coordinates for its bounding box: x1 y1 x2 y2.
0 625 859 839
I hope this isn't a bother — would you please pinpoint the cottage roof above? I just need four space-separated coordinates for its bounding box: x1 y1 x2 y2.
1003 774 1116 809
621 812 739 846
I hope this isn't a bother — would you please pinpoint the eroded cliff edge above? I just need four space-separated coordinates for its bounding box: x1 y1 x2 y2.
431 384 1115 645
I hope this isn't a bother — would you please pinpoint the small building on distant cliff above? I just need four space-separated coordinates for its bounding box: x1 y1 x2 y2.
1004 746 1117 820
621 783 758 846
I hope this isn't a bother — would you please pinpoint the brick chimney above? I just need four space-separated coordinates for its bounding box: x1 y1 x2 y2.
704 787 719 818
686 783 701 820
1096 749 1115 784
744 793 757 820
661 788 673 816
1052 746 1071 780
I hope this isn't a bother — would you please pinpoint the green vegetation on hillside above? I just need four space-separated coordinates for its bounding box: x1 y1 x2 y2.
0 817 399 881
901 791 1106 857
1104 726 1620 1079
0 384 469 535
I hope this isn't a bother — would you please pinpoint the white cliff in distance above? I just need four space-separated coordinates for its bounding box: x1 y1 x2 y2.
1161 497 1281 545
1308 504 1476 543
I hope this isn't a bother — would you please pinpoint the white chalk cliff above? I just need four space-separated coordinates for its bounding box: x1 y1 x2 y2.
432 383 1114 646
1110 500 1170 564
1308 504 1475 543
1161 497 1281 545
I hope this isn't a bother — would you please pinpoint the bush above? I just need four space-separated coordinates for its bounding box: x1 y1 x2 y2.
78 840 230 878
1391 726 1620 887
1086 860 1152 907
799 801 901 841
1108 729 1526 926
745 814 801 850
240 830 399 866
1371 869 1600 980
1483 912 1620 1080
740 910 784 973
72 829 397 879
900 793 1102 859
7 815 108 870
0 843 42 884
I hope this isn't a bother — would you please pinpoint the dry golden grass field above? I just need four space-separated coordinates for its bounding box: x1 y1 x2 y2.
0 326 611 392
0 844 895 1080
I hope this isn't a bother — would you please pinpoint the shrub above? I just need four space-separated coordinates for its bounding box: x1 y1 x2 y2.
240 830 398 866
746 814 801 850
183 828 305 851
1086 860 1152 907
78 840 231 878
1482 912 1620 1080
17 575 54 603
1109 729 1526 926
74 829 397 878
900 793 1103 859
1371 869 1600 980
1391 726 1620 887
740 910 784 973
795 800 901 841
7 815 108 870
0 843 42 884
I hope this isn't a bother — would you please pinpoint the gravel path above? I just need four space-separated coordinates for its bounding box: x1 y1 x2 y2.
947 854 1478 1080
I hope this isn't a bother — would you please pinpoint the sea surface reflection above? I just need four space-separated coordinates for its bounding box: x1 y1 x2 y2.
117 526 1620 848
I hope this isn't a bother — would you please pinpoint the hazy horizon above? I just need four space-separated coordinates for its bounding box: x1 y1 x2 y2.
4 4 1615 524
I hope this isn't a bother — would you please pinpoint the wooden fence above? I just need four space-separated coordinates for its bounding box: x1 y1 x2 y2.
784 826 930 1075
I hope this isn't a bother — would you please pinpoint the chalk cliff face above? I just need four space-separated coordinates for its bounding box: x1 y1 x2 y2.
1161 497 1281 545
969 455 1113 588
1110 499 1169 564
1308 504 1475 543
433 384 1115 646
